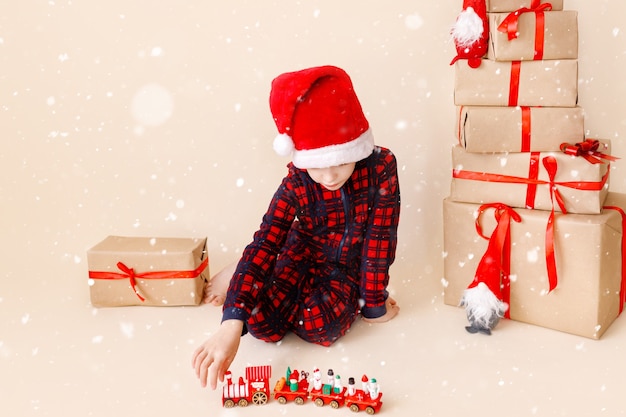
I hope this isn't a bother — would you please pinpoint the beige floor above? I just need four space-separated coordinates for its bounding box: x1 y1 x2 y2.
2 0 626 416
3 249 626 417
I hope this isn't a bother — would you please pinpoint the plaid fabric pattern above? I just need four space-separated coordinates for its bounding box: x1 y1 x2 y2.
222 146 400 346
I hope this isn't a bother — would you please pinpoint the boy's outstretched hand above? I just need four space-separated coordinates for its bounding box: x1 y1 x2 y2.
191 319 243 389
362 297 400 324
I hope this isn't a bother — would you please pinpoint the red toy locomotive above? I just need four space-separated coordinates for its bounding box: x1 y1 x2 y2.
221 365 272 407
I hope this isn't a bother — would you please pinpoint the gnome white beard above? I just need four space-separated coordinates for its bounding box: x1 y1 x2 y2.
451 6 484 48
460 282 508 329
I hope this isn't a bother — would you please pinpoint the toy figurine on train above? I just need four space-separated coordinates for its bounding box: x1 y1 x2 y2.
222 365 383 414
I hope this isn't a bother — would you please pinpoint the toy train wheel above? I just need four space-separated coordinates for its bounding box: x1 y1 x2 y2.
350 404 360 413
223 399 235 408
330 400 340 409
238 398 248 407
252 391 268 405
295 397 305 405
314 398 324 407
277 396 287 405
365 406 376 415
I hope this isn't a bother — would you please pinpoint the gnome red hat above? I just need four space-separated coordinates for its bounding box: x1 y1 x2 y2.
270 65 375 169
450 0 489 68
459 203 517 335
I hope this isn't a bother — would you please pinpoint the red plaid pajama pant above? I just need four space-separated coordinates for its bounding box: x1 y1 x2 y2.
246 253 361 347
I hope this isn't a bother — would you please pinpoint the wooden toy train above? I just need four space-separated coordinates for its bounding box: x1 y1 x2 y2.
222 365 383 414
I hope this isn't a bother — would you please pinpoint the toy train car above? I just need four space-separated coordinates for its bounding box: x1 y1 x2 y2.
221 365 272 408
222 365 383 414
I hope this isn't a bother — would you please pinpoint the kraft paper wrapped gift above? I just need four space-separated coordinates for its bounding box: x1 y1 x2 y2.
488 10 578 61
87 236 209 307
454 59 578 107
456 106 584 153
442 195 626 339
486 0 562 12
450 141 612 214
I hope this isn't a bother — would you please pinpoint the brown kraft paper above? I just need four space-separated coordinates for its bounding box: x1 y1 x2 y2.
456 106 585 153
450 142 611 214
454 59 578 107
442 195 625 339
488 11 578 61
486 0 562 12
87 236 209 307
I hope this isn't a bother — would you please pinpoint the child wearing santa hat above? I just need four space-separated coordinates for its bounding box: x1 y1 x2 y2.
192 65 401 390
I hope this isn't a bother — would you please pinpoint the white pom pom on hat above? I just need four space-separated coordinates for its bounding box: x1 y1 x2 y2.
273 133 295 157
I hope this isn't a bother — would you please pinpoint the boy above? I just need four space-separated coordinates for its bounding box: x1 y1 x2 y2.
192 65 401 389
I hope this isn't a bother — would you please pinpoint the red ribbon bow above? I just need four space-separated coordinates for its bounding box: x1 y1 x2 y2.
542 156 566 293
560 139 619 164
89 257 209 302
498 3 552 60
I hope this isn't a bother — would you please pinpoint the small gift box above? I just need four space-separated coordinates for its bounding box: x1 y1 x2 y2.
450 140 612 214
87 236 209 307
454 59 578 107
443 195 626 339
486 0 562 13
488 10 578 61
456 106 584 153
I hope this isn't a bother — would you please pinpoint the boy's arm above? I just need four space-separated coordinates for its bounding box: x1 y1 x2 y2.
221 171 299 323
360 149 401 319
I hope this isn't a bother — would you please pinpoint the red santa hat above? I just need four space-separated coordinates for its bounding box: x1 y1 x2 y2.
269 65 375 169
450 0 489 68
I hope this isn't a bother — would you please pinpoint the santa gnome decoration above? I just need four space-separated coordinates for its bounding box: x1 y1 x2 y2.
449 0 489 68
459 204 518 335
269 65 374 169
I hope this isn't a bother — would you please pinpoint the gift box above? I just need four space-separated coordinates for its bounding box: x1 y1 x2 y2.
454 59 578 107
488 11 578 61
450 141 612 214
442 195 626 339
486 0 562 12
457 106 584 153
87 236 209 307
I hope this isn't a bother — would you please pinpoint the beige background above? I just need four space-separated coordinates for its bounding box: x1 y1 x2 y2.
2 1 626 416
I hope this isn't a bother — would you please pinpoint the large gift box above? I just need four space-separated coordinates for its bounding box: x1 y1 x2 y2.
450 141 611 214
488 11 578 61
454 59 578 107
486 0 562 12
442 195 626 339
457 106 584 153
87 236 209 307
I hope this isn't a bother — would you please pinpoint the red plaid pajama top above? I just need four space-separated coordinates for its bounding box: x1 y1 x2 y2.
222 146 400 345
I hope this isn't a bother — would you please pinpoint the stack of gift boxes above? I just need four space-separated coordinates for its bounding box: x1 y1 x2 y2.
443 0 625 339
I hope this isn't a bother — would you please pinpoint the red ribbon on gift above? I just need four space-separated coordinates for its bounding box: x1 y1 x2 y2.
89 257 209 302
453 156 609 211
497 3 552 60
521 106 532 151
508 61 522 106
603 205 626 314
542 156 566 292
454 156 610 292
474 203 522 318
560 139 619 165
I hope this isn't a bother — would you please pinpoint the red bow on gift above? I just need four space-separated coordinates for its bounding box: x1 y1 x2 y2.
497 3 552 61
497 3 553 40
560 139 619 164
89 257 209 302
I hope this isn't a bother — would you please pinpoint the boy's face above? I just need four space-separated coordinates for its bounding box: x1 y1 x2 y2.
306 162 356 191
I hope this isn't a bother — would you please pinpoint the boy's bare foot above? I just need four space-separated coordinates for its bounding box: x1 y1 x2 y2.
202 261 237 306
